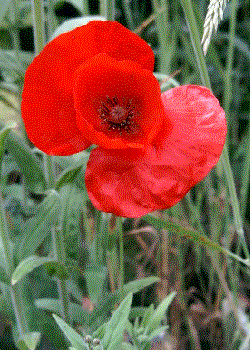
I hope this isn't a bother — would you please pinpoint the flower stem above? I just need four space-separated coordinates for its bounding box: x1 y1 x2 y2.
179 0 249 260
117 217 124 290
31 0 70 323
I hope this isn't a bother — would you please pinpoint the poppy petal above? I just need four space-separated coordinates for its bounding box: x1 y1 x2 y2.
85 85 227 218
73 53 168 149
21 21 154 155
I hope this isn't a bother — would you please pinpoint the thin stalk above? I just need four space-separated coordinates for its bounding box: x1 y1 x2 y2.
100 0 115 21
31 0 70 323
117 218 124 290
180 0 249 261
0 189 27 337
31 0 46 54
223 0 238 136
47 0 58 39
44 153 55 189
240 116 250 219
0 190 13 275
151 0 170 73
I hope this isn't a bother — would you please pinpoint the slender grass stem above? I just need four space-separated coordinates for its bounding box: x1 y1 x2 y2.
31 0 46 54
241 117 250 219
223 0 238 133
151 0 170 73
31 0 70 323
180 0 249 261
100 0 115 20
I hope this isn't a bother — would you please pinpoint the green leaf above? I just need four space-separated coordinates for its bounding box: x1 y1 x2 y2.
0 265 10 284
15 190 61 262
129 307 147 320
35 298 62 314
141 304 155 329
55 164 83 191
0 122 16 166
50 16 106 41
121 343 134 350
145 292 176 334
145 214 250 268
84 265 107 303
11 256 54 285
0 0 12 25
22 332 41 350
147 326 168 340
0 122 46 193
52 313 88 350
102 293 133 349
44 261 68 280
90 277 159 326
115 277 160 302
0 294 15 323
35 298 89 326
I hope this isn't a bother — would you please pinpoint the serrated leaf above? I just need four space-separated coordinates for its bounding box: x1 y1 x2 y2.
145 292 176 334
103 293 133 349
52 314 87 350
11 256 54 285
22 332 41 350
15 191 60 262
0 265 10 284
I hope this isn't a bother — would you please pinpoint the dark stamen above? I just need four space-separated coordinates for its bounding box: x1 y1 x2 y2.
98 95 137 135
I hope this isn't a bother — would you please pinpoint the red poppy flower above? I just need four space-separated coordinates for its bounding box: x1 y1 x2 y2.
21 21 227 218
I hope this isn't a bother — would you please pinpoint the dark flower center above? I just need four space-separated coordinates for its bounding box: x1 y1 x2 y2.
98 95 135 134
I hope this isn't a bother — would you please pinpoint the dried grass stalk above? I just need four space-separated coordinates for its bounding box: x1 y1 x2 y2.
201 0 229 55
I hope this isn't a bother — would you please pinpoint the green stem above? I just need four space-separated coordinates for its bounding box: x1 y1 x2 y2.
31 0 70 323
44 154 55 189
100 0 115 21
223 0 238 126
240 117 250 219
117 218 124 290
179 0 211 89
47 0 58 39
31 0 46 54
0 191 13 275
180 0 249 261
151 0 170 73
0 188 27 337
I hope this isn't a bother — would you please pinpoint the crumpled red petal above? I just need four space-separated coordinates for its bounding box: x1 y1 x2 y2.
74 53 168 149
21 21 154 155
85 85 227 217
